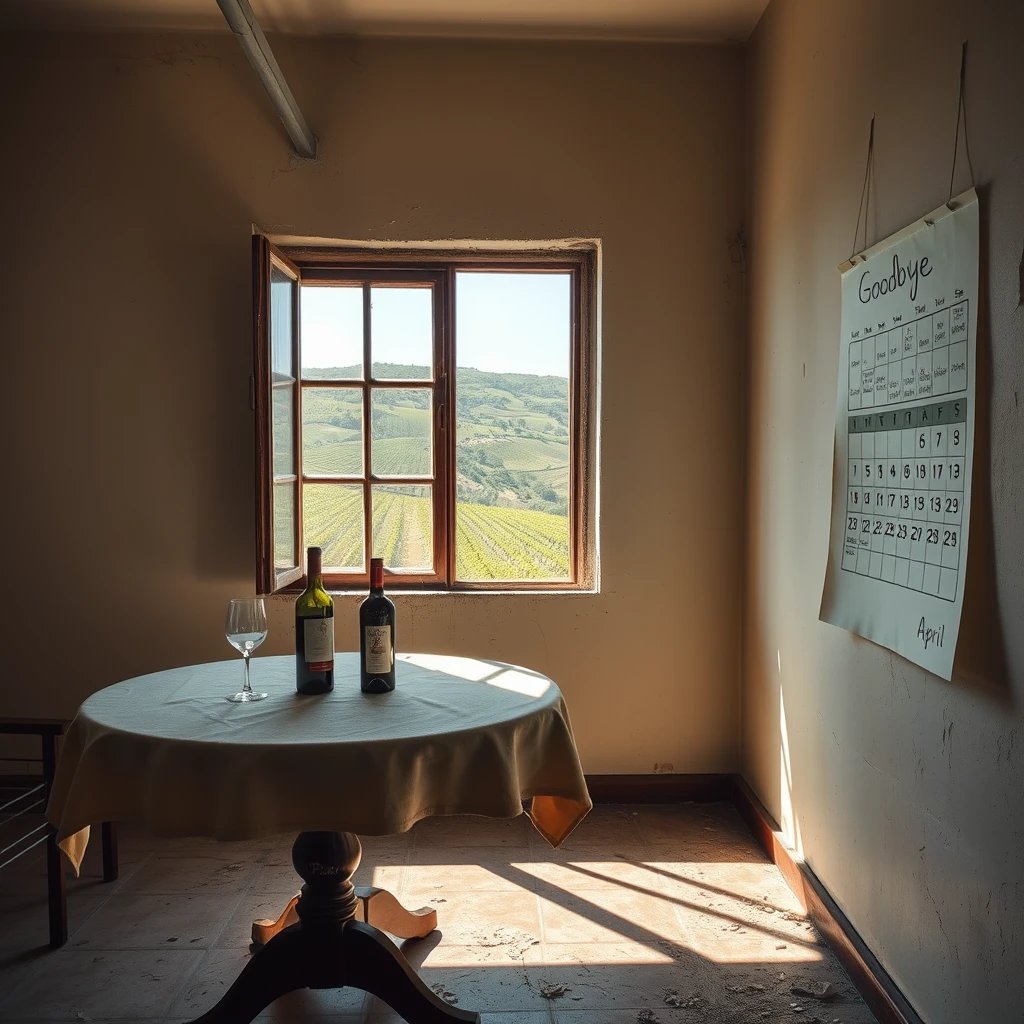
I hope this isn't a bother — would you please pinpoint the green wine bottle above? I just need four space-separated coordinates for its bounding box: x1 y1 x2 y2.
295 546 334 695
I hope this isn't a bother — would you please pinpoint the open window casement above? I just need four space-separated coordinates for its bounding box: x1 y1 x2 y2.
254 235 303 594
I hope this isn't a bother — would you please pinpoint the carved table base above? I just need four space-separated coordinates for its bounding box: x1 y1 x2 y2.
190 831 478 1024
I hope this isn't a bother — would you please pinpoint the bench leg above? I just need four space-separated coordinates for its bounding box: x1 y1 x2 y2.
101 822 118 882
41 733 67 949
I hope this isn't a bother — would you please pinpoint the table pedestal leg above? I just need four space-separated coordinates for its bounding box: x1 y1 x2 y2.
190 831 478 1024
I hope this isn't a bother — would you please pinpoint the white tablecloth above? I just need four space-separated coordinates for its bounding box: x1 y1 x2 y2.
48 653 591 873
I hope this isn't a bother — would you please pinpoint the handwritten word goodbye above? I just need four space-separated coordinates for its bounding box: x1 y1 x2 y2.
859 253 933 305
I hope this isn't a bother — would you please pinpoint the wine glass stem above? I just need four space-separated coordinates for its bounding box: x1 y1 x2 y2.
243 653 252 694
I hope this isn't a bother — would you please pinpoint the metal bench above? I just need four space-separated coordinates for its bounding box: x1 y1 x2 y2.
0 718 117 948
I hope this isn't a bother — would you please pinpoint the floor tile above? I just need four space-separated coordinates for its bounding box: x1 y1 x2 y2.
0 891 108 951
121 853 261 896
411 814 533 849
0 805 878 1024
538 888 684 946
68 893 240 950
0 947 204 1019
402 847 537 895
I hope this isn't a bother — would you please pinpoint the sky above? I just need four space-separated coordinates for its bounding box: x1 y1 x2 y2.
300 271 571 378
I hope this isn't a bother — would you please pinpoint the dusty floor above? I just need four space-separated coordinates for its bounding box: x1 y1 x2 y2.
0 803 879 1023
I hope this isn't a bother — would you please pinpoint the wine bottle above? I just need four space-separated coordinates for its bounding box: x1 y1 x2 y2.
360 558 396 694
295 546 334 695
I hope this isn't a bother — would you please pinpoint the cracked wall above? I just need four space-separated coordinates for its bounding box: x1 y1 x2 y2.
0 32 747 776
742 1 1024 1020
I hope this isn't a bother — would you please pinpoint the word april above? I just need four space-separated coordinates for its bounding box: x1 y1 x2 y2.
859 253 933 304
917 617 945 650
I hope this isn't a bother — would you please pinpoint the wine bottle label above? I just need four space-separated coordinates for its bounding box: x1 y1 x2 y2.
304 618 334 671
364 625 393 674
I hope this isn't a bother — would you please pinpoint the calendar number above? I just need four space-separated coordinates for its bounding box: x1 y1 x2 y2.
918 434 926 448
915 496 925 511
953 429 960 446
903 464 911 479
926 528 939 544
901 494 910 510
848 516 858 530
890 464 896 478
911 526 922 541
943 530 958 548
884 522 895 537
945 497 959 514
873 520 883 535
916 464 927 479
930 496 942 512
949 462 960 480
862 518 871 533
932 463 943 480
897 524 908 539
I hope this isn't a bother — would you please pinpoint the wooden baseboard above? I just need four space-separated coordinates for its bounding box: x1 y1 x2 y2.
731 776 924 1024
584 772 734 803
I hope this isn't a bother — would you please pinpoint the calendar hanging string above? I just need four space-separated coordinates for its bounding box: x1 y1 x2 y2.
850 115 875 260
947 40 975 205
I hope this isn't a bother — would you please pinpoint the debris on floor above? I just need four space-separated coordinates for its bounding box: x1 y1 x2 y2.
430 982 458 1005
636 1010 660 1023
791 982 839 1001
539 982 572 999
664 989 701 1008
471 925 539 959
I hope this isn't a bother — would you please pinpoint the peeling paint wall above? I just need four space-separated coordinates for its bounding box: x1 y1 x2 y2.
743 1 1024 1019
0 34 746 775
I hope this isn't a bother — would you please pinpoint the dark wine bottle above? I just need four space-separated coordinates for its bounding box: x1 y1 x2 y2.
360 558 396 694
295 546 334 695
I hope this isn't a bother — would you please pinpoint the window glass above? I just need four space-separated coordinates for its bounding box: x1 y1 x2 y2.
370 286 433 379
372 485 432 571
302 388 363 476
304 483 364 570
454 272 572 581
301 286 363 379
371 388 432 477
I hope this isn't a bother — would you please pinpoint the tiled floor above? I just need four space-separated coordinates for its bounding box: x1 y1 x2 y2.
0 804 879 1023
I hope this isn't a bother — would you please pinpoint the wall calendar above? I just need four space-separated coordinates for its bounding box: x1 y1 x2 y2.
820 189 978 680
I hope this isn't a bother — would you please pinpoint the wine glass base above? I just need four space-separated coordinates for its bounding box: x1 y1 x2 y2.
226 691 268 703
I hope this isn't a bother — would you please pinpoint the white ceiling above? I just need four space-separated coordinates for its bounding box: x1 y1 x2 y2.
0 0 770 42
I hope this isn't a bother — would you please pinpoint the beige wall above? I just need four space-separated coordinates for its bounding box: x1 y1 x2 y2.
0 33 746 775
744 1 1024 1020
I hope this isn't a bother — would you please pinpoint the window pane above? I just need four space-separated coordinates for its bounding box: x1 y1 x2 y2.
372 485 432 571
454 272 572 581
304 484 364 570
273 481 296 570
370 286 432 379
372 388 432 477
301 285 363 379
302 388 363 477
270 266 294 380
273 385 294 476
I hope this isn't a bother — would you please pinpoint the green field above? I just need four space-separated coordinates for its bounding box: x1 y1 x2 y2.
296 362 571 581
303 485 570 581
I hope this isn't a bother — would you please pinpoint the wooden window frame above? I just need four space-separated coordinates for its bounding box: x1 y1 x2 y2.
255 242 595 594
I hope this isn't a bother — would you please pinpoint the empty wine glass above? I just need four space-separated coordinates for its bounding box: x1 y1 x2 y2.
225 598 268 702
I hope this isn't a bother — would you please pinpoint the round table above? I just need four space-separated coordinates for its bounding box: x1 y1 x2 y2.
48 653 590 1024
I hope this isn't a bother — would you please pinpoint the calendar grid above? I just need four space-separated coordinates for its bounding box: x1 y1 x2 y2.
841 398 965 601
847 300 969 411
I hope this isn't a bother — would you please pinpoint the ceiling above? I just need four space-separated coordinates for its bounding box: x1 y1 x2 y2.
0 0 770 42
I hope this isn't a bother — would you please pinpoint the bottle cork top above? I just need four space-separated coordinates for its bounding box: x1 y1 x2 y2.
307 546 323 577
370 557 384 590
